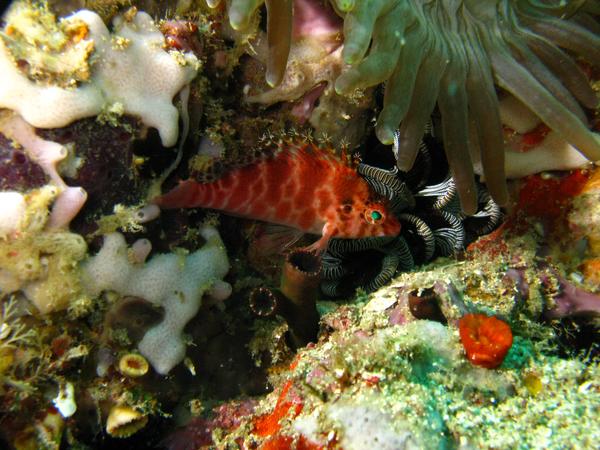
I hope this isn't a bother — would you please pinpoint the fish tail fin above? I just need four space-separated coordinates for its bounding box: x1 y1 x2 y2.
154 180 202 209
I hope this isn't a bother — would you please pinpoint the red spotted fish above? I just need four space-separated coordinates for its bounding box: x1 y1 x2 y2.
154 140 401 252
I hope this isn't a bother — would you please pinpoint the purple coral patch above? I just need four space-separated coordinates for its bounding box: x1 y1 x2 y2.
545 278 600 319
36 117 141 215
0 132 48 191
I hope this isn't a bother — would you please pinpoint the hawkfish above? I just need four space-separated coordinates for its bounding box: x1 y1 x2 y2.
154 139 401 252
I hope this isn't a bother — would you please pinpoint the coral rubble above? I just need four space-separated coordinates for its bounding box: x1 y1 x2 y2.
169 183 600 448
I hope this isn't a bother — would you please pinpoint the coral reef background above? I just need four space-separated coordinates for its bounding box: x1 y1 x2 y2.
0 1 598 449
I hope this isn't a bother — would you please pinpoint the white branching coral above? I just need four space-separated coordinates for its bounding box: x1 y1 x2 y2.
81 225 231 375
0 4 199 147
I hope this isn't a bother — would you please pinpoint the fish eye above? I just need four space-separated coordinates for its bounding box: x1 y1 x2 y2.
342 204 353 214
365 208 384 224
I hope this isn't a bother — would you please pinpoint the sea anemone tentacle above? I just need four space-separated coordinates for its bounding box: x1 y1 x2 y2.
524 15 600 64
392 43 446 175
264 0 293 87
211 0 293 87
337 0 398 65
334 1 413 90
464 29 508 206
506 28 588 123
524 36 597 109
330 0 600 213
489 49 600 162
513 0 588 18
376 29 427 146
438 50 478 213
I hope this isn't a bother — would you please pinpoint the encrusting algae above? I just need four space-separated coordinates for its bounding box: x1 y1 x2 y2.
0 0 599 449
1 0 94 87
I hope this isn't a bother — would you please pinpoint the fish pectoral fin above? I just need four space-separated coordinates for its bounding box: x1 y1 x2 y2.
250 223 305 256
303 238 328 254
304 222 334 254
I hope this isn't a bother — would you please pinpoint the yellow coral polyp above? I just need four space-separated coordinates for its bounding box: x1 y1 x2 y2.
2 1 95 87
118 353 149 377
94 204 146 236
522 372 544 396
0 187 87 314
105 405 148 438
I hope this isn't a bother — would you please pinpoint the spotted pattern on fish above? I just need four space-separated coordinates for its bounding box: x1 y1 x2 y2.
155 140 401 251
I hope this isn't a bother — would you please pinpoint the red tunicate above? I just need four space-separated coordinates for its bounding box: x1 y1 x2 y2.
458 313 513 369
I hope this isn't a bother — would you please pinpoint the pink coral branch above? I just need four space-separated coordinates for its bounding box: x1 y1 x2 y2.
0 112 87 229
48 186 87 229
0 113 67 187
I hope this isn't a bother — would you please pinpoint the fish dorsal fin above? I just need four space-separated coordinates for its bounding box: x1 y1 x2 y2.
189 145 269 183
189 130 355 184
259 130 358 169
